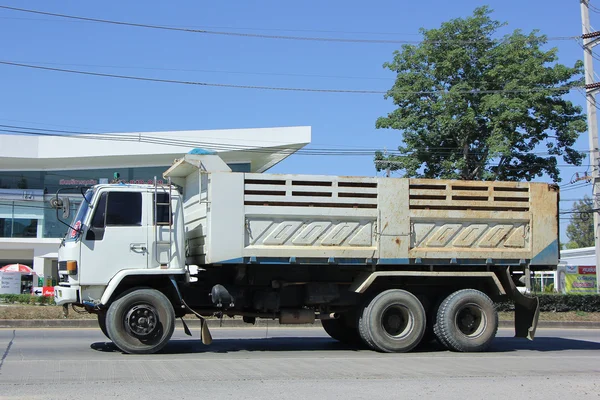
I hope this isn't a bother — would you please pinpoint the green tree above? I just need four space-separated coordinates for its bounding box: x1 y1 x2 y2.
375 7 585 182
565 195 594 249
16 177 28 189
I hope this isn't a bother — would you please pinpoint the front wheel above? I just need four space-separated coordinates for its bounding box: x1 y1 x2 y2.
106 289 175 354
97 311 109 339
358 289 426 353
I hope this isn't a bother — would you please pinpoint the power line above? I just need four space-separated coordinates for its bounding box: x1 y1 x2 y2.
0 125 580 157
0 60 583 95
0 5 580 45
0 125 393 155
560 182 591 192
590 2 600 13
4 60 393 82
0 124 591 158
0 16 422 37
0 118 376 150
0 60 386 94
375 159 590 169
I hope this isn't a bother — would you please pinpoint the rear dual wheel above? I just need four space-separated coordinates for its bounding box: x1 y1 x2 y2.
358 289 426 353
433 289 498 352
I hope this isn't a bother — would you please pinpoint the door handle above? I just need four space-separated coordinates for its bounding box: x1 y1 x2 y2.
130 243 147 253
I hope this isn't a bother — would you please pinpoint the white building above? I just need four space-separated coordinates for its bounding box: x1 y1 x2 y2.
557 247 597 294
530 247 598 293
0 126 311 285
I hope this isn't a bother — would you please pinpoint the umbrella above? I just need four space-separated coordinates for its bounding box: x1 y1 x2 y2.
0 264 34 274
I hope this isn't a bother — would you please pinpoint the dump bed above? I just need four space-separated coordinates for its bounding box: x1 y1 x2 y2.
165 155 559 268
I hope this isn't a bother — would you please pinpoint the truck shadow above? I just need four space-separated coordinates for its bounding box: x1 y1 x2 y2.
89 336 600 354
489 336 600 352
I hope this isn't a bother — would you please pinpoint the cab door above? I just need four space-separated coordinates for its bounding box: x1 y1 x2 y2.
80 190 148 285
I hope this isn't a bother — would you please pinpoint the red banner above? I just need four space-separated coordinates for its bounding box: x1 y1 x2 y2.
578 266 596 275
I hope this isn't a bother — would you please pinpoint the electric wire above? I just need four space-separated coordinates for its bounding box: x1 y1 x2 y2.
0 124 590 158
589 1 600 13
0 60 583 95
0 5 580 45
3 60 393 82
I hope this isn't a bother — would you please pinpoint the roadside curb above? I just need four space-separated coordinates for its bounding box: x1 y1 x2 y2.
1 319 600 329
499 320 600 329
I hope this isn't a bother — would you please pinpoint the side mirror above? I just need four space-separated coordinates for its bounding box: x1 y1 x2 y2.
62 197 70 219
50 197 71 219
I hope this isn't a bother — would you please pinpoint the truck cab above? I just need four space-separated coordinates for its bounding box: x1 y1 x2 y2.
55 183 185 307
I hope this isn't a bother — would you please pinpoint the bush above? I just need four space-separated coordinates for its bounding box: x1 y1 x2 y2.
0 294 55 305
543 283 555 293
496 294 600 312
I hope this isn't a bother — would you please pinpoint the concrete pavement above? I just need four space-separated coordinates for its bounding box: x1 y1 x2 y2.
1 327 599 399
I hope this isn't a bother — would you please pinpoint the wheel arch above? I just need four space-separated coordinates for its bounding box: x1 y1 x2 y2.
350 271 506 300
100 270 185 308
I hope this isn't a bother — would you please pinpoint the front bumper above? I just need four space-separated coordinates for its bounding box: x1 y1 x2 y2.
53 285 79 306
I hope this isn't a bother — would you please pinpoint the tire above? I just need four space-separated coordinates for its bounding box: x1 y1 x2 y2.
358 289 426 353
433 317 451 349
322 314 362 346
430 296 452 349
106 289 175 354
97 311 109 339
433 289 498 352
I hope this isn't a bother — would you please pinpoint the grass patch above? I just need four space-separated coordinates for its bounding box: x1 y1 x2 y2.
0 305 93 320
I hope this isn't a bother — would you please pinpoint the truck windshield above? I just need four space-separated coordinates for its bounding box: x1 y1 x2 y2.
66 189 94 242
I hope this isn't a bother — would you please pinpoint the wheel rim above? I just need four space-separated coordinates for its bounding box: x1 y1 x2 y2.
381 305 413 338
124 304 159 338
455 303 486 338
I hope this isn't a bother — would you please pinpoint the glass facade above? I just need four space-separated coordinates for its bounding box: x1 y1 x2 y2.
0 162 250 239
0 166 173 194
0 196 79 239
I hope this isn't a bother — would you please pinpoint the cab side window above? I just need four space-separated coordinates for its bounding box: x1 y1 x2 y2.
155 193 170 225
91 193 107 229
106 192 142 226
86 192 141 241
86 192 107 241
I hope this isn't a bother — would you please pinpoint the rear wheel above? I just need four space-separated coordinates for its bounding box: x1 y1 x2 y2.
322 314 362 346
358 289 426 353
106 289 175 354
433 289 498 352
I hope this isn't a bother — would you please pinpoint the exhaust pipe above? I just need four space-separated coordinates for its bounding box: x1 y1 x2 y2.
316 312 339 320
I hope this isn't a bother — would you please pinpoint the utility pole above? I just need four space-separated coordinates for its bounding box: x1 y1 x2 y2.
581 0 600 293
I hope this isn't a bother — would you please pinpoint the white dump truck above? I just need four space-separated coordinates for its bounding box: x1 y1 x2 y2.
53 150 558 354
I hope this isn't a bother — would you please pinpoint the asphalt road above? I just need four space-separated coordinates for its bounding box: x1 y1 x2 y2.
0 326 599 400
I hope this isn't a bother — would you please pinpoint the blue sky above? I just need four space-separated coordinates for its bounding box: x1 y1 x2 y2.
0 0 595 242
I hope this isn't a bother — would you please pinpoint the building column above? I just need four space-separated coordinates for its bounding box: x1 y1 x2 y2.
32 256 45 277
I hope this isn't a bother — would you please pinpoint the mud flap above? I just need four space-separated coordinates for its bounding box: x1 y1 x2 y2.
170 276 213 345
498 267 540 340
201 319 213 345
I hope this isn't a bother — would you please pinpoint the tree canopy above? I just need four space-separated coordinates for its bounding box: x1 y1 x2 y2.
375 6 586 182
565 195 594 249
